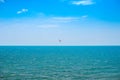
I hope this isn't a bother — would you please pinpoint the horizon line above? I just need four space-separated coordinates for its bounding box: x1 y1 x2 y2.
0 44 120 46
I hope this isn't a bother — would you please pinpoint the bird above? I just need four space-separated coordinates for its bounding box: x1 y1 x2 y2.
59 39 62 43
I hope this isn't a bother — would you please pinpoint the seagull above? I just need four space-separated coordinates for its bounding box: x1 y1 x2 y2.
59 39 62 43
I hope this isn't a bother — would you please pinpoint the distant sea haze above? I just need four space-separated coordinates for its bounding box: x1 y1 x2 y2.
0 46 120 80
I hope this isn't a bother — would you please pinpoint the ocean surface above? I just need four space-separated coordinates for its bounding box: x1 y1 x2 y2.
0 46 120 80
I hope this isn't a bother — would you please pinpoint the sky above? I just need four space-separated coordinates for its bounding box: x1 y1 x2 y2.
0 0 120 45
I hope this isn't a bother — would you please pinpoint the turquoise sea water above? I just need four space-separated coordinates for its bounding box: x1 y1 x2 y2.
0 46 120 80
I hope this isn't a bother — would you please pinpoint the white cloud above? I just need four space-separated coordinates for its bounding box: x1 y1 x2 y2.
81 15 88 18
37 24 59 29
38 13 45 16
0 0 5 3
71 0 95 6
61 0 67 2
51 17 80 23
17 9 28 14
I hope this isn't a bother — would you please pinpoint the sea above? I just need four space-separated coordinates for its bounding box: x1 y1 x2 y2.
0 46 120 80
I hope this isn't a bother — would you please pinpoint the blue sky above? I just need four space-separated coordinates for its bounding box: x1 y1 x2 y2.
0 0 120 45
